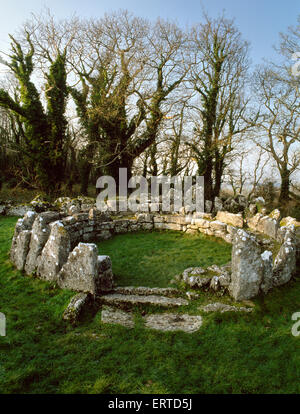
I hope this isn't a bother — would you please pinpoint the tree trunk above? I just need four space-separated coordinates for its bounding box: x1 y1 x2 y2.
279 167 290 204
103 155 133 195
213 156 224 199
79 160 92 195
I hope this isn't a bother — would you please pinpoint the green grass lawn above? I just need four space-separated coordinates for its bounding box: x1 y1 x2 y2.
97 231 232 287
0 216 299 394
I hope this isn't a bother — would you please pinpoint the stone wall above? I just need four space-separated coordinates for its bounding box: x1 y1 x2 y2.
9 207 299 301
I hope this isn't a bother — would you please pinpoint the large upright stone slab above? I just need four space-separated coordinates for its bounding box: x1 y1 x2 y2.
10 211 37 263
24 212 61 275
273 226 296 287
14 230 32 271
36 221 71 282
260 250 273 294
229 229 263 301
58 242 110 295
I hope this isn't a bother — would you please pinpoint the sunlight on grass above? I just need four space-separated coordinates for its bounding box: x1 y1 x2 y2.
0 216 299 394
97 231 232 287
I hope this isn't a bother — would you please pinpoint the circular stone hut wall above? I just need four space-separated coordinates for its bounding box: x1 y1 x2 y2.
10 208 299 302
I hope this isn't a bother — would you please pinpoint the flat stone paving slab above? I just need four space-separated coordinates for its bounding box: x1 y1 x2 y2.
199 302 253 313
143 313 203 333
101 306 135 328
101 293 189 307
100 306 202 333
113 286 182 298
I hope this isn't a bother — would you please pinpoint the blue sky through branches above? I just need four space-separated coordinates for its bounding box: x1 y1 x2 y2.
0 0 299 67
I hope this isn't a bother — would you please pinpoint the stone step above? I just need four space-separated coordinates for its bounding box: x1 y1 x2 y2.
101 306 202 333
101 293 189 308
112 286 183 298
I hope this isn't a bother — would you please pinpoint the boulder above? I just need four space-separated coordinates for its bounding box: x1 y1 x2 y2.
280 216 300 228
181 267 211 288
260 216 279 239
229 229 263 301
192 218 210 228
216 211 244 228
193 212 213 220
247 213 263 232
279 217 300 240
248 213 279 239
136 213 153 223
214 196 223 212
63 293 91 324
209 220 227 232
218 271 231 288
210 275 220 291
53 197 72 211
154 222 182 231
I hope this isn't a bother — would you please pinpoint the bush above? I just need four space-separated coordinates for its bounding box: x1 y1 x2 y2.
254 181 277 203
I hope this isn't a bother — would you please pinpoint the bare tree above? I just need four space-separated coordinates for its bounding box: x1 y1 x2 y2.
225 147 271 199
186 14 252 203
253 63 300 203
66 10 189 190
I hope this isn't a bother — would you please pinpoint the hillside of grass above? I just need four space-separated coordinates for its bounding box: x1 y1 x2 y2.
0 216 299 394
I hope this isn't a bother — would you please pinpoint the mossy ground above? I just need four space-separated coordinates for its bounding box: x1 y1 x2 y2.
0 216 299 394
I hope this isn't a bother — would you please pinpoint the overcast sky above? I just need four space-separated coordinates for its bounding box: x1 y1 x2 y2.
0 0 299 67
